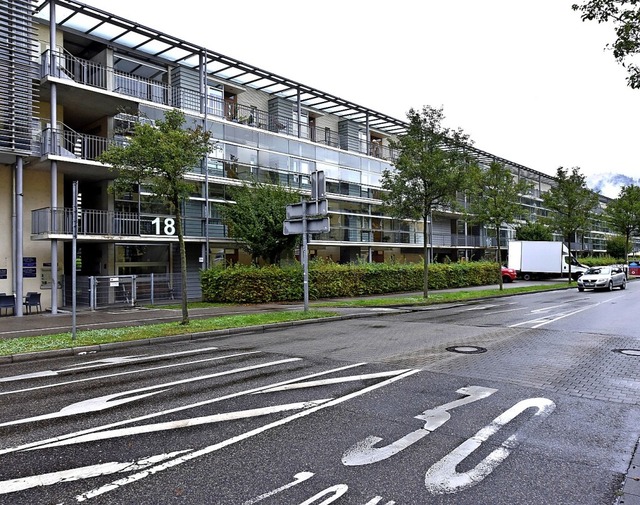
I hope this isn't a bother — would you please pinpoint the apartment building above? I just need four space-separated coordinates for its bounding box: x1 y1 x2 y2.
0 0 612 314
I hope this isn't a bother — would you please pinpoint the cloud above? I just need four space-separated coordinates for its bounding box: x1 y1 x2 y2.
587 173 640 199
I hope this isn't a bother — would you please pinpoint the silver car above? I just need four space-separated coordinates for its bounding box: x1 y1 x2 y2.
577 266 627 292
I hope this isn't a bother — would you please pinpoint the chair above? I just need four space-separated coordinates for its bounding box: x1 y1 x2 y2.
0 294 15 316
23 292 42 314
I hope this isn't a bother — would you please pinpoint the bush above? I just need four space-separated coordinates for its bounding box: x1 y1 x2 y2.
201 260 501 304
579 255 624 267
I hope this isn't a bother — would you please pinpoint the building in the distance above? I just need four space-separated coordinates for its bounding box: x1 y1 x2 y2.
0 0 615 314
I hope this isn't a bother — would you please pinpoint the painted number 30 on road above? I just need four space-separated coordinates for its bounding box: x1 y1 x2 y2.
253 386 556 503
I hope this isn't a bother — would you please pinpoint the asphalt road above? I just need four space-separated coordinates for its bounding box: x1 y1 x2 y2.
0 283 638 504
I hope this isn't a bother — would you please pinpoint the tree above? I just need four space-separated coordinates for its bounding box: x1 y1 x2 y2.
515 221 553 241
218 180 300 265
542 166 599 283
99 109 212 324
604 184 640 263
572 1 640 88
606 235 628 258
466 162 532 290
381 105 475 298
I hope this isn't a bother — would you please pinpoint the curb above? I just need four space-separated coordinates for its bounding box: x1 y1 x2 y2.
1 311 380 364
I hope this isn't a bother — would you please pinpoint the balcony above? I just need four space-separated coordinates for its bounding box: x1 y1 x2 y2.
40 50 396 162
41 126 110 161
31 208 227 241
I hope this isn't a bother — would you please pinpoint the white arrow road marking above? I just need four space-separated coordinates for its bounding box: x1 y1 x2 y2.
424 397 556 494
342 386 497 466
255 370 413 393
0 347 220 382
72 369 420 502
0 351 258 397
0 357 299 427
0 450 191 495
31 400 333 449
0 363 365 456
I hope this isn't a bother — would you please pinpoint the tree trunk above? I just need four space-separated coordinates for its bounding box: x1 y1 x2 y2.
423 214 429 298
174 198 189 325
496 225 503 291
566 239 573 284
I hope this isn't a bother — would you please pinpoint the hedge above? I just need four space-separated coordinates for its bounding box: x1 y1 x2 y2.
201 261 501 304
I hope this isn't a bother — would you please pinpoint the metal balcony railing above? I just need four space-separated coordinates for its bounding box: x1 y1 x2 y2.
31 208 140 236
31 208 226 240
40 50 397 162
41 126 110 161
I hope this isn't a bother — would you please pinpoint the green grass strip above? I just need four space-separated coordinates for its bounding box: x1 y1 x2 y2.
0 310 335 357
311 283 571 307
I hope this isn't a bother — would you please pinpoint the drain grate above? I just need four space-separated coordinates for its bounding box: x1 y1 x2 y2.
445 345 487 354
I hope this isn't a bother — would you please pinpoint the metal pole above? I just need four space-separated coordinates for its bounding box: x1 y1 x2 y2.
72 180 78 342
50 1 59 314
15 158 24 317
302 201 308 312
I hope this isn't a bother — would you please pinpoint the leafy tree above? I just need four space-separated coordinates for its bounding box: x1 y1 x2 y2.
604 184 640 263
515 220 553 241
466 162 532 290
381 105 475 298
542 166 599 283
606 235 628 258
99 109 212 324
218 180 300 265
572 1 640 88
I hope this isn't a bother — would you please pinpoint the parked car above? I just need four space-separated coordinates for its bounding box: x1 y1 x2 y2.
577 266 626 292
501 266 517 283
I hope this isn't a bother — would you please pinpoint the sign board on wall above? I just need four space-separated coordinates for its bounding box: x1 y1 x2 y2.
23 257 36 278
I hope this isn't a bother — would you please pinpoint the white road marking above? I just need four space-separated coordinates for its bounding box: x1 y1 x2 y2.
32 400 333 449
256 370 413 393
509 304 597 328
72 369 420 502
0 357 299 427
298 484 349 504
0 347 220 382
465 304 499 311
342 386 497 466
424 397 556 494
0 450 191 495
0 351 260 396
0 363 366 456
242 472 315 505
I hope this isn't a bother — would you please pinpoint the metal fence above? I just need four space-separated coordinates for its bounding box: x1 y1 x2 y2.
64 273 180 310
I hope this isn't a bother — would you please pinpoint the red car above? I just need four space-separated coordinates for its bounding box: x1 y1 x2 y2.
501 266 517 283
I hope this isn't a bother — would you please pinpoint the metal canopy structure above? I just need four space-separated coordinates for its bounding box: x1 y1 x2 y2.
33 0 558 185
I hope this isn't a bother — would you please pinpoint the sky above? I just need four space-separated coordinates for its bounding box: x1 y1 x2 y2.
79 0 640 198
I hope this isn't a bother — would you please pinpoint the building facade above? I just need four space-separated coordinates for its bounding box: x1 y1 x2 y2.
0 0 615 314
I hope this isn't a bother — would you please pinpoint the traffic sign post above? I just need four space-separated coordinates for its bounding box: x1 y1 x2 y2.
283 171 329 312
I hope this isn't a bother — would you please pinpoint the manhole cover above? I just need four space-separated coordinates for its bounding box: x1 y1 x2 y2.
446 345 487 354
613 349 640 356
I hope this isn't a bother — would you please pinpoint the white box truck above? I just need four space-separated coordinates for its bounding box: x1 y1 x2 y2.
507 240 588 280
